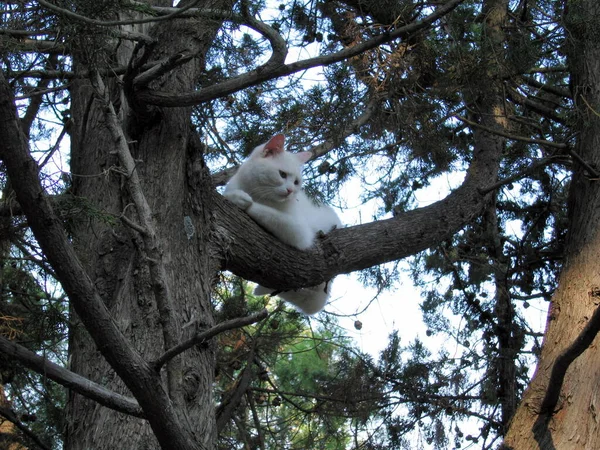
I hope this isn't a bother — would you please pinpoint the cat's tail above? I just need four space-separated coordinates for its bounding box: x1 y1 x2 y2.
254 282 331 315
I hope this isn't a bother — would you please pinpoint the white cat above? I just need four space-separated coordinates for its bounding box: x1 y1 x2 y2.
224 134 341 314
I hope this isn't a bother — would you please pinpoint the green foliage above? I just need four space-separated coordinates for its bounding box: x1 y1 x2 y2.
0 0 581 448
0 250 67 449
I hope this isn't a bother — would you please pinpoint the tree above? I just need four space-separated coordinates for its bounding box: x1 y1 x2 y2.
503 0 600 447
0 0 596 448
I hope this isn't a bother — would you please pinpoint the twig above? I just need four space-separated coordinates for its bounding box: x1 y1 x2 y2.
0 336 143 418
478 156 563 195
216 346 257 432
136 0 466 107
455 115 567 149
152 309 269 371
37 0 203 27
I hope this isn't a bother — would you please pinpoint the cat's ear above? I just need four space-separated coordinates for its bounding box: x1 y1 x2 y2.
295 151 312 164
262 134 285 157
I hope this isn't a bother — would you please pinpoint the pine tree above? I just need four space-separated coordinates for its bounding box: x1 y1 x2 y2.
1 1 597 448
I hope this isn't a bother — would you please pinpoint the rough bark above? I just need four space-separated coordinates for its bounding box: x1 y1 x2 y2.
0 1 516 449
503 1 600 448
62 3 233 449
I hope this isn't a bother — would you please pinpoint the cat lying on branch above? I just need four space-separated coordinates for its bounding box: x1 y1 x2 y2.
224 134 341 314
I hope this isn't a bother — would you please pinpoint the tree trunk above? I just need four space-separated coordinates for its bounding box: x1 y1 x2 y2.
503 1 600 448
64 3 232 448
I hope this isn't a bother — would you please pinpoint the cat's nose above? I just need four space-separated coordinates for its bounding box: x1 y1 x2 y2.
286 188 293 195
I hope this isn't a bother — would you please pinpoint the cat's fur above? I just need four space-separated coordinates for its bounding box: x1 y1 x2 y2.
224 134 341 314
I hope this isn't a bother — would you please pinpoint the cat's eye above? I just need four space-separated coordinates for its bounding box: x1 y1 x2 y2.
294 179 299 185
279 170 287 179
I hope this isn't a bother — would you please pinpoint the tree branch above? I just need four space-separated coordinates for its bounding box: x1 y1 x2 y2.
135 0 465 107
130 1 289 65
0 71 202 450
478 156 565 195
152 309 268 371
36 0 203 27
507 86 568 126
0 405 52 450
0 336 143 418
455 115 567 150
20 54 59 137
215 345 257 432
215 123 502 293
210 96 379 186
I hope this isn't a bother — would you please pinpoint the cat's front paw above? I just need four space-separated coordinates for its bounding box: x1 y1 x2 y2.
225 190 253 210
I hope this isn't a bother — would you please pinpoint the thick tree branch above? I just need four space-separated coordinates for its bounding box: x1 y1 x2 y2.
0 336 143 418
0 72 202 450
135 0 465 107
215 125 502 293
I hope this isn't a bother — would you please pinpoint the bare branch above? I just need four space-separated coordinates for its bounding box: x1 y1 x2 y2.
14 83 70 101
153 309 269 371
37 0 203 27
210 96 380 186
455 115 568 150
0 336 143 418
478 156 565 195
135 0 466 107
216 345 257 432
130 1 288 64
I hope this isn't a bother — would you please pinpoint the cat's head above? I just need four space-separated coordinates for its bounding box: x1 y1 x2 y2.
242 134 311 204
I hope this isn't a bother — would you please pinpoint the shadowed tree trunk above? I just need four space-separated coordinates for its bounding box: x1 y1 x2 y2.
503 0 600 447
64 3 233 448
